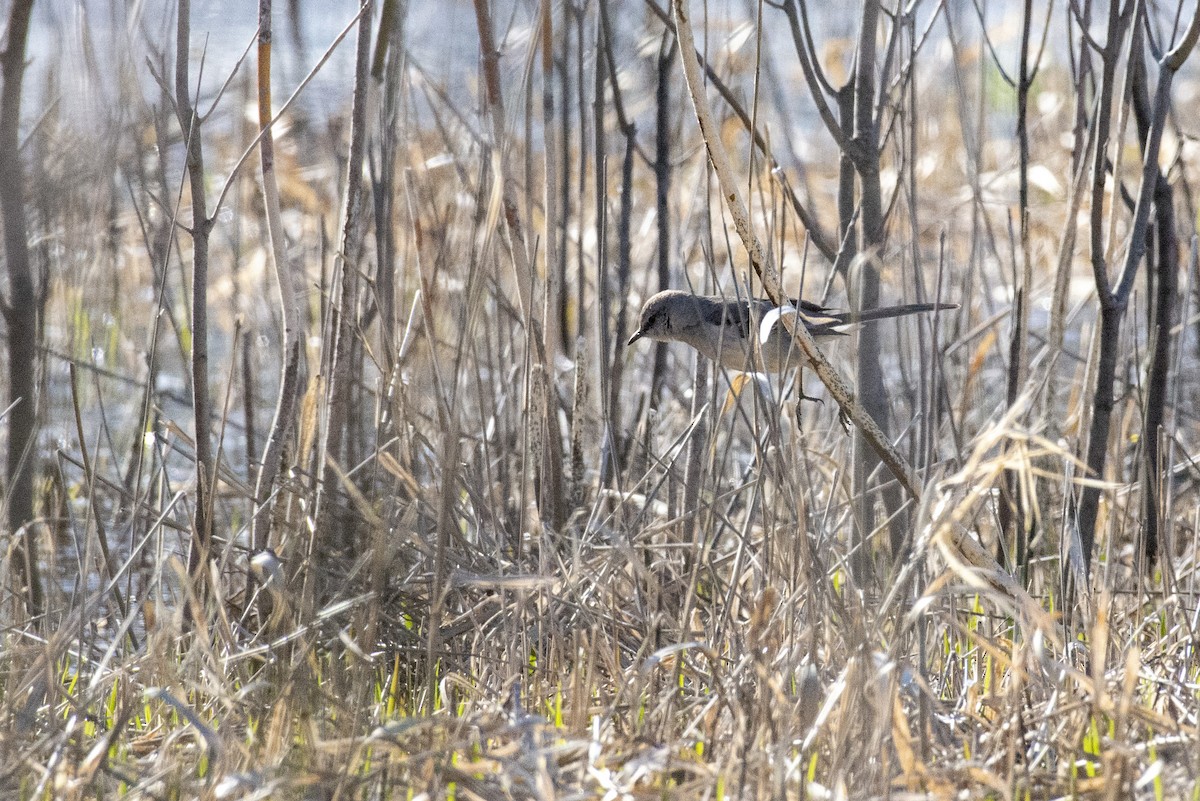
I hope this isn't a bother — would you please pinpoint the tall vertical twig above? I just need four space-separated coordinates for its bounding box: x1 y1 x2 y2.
0 0 41 616
472 0 566 535
1001 0 1049 581
175 0 217 587
249 0 305 596
1125 8 1186 568
651 29 677 409
541 0 563 366
316 0 373 546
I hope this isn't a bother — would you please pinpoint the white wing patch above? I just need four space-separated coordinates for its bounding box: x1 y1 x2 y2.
759 303 796 345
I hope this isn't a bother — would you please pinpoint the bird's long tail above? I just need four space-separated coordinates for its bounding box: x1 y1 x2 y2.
834 302 957 325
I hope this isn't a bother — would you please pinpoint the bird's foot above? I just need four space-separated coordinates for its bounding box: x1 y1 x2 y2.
794 392 824 428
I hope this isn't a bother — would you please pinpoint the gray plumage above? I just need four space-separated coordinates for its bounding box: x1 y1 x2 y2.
627 289 954 372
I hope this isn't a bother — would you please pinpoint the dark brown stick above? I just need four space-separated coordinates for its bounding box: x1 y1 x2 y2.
175 0 217 588
1076 0 1198 572
0 0 41 616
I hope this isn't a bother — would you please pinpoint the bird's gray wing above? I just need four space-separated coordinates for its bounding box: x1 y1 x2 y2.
740 297 849 338
794 298 833 316
699 296 754 338
783 298 845 337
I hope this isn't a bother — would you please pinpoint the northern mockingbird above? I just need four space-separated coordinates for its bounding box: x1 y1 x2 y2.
627 289 954 373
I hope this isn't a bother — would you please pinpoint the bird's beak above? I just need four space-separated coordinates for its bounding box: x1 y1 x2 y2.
627 330 643 346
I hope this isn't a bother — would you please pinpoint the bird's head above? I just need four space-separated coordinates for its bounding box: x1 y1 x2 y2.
627 290 695 346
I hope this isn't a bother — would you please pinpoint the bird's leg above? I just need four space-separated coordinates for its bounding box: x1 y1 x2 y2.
794 391 824 426
792 367 850 432
791 367 825 429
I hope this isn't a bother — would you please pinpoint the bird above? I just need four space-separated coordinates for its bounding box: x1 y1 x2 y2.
627 289 954 373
